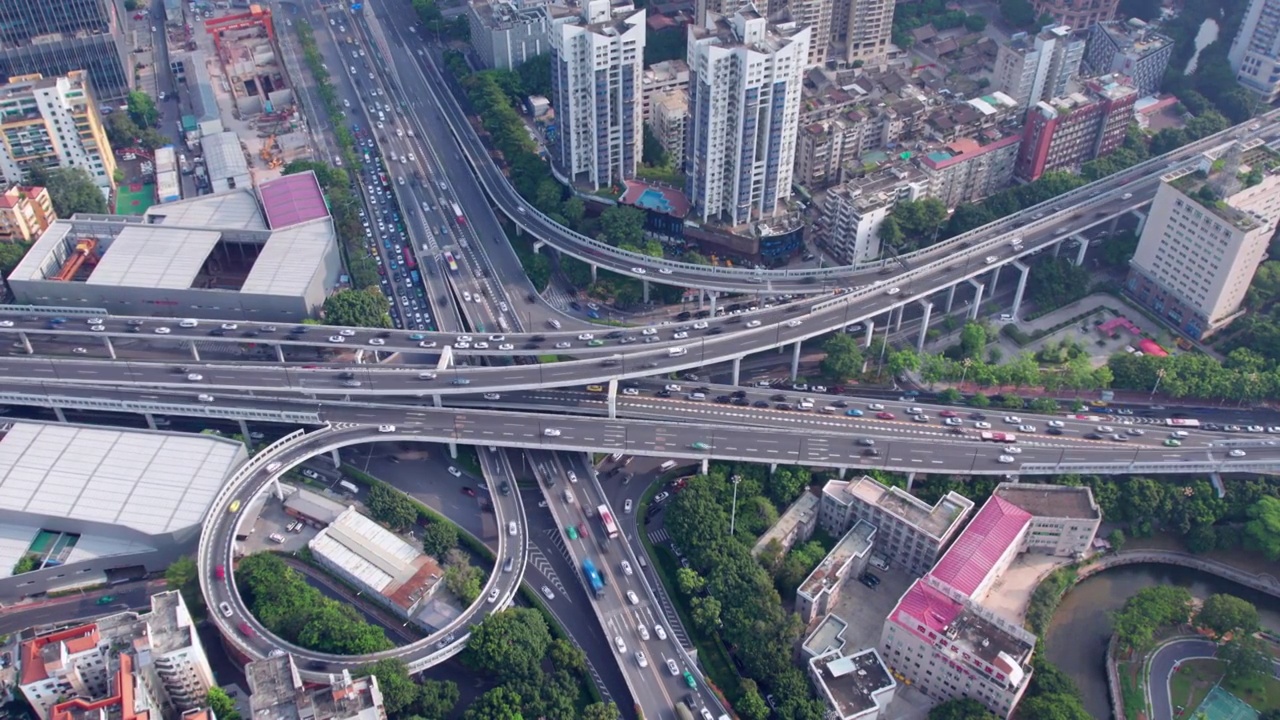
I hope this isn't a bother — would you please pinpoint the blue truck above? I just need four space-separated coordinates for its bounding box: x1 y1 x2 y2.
582 558 605 598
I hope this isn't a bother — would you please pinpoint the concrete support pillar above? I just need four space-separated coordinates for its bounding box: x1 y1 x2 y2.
945 285 957 314
864 319 875 348
642 279 650 304
103 335 116 359
731 356 742 386
189 341 201 361
449 442 458 459
1133 209 1148 236
838 467 847 478
331 448 341 468
606 379 618 419
1052 241 1062 258
17 332 32 354
769 463 778 474
905 472 916 491
354 349 366 364
1074 237 1090 266
437 346 454 370
968 280 985 321
53 406 67 423
275 343 286 363
790 341 802 380
698 290 705 311
144 413 158 430
433 394 442 408
272 476 285 500
1011 261 1031 320
989 264 1002 297
1108 215 1121 235
700 457 709 474
590 263 598 284
709 292 718 316
238 419 251 446
917 301 933 354
532 239 544 252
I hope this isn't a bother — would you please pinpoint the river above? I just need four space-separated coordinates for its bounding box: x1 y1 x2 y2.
1043 563 1280 719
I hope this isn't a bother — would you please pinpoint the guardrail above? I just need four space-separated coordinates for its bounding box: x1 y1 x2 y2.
1 304 109 316
0 392 324 423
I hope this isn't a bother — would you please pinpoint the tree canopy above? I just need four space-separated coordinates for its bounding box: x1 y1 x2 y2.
820 333 865 382
1197 594 1260 639
323 288 392 328
31 167 107 216
462 608 552 683
930 698 997 720
127 90 159 128
1111 586 1193 651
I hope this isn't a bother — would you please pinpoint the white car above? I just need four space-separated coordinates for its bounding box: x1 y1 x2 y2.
484 392 501 400
508 521 518 536
673 331 689 339
1018 424 1038 433
187 373 203 381
692 321 709 330
419 341 437 348
154 327 172 334
487 588 500 603
785 320 802 328
339 329 356 336
886 287 901 295
659 268 673 274
624 498 633 513
219 602 234 617
329 335 346 343
641 328 658 336
197 394 215 403
944 417 962 426
1097 425 1114 434
746 320 762 328
567 470 578 483
378 425 396 433
868 403 885 411
635 651 648 668
1003 416 1021 424
498 343 514 351
631 267 647 274
655 624 667 640
447 466 462 477
473 342 490 349
221 323 238 330
1003 446 1022 454
666 658 679 675
637 624 650 640
626 590 639 605
266 462 283 472
454 341 471 349
543 428 562 437
1047 420 1065 428
0 320 11 327
974 421 992 429
997 455 1016 463
368 338 385 346
555 341 571 349
614 636 627 653
984 256 998 264
622 388 640 396
621 561 633 576
578 333 595 340
1229 449 1248 458
541 585 556 600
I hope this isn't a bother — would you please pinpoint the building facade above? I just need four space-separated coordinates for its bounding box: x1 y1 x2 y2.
1015 75 1137 181
651 89 688 163
685 10 809 226
1084 19 1173 96
830 0 893 65
641 59 689 122
468 0 573 70
0 0 130 101
0 184 54 241
795 520 875 623
549 0 646 190
816 165 929 264
1126 158 1280 338
992 26 1085 112
1031 0 1118 34
1229 0 1280 102
819 477 973 577
992 484 1101 557
808 649 897 720
248 655 387 720
917 133 1022 208
0 71 116 189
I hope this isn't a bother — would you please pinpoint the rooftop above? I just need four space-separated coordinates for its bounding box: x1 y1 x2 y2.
918 132 1022 171
283 486 348 526
1094 18 1173 57
1169 170 1265 232
929 495 1030 598
85 225 221 289
753 491 820 556
798 520 875 601
809 649 895 719
308 507 442 611
146 189 267 230
802 614 849 658
258 172 330 230
0 423 245 539
248 655 384 720
201 131 250 185
827 476 973 541
994 484 1100 520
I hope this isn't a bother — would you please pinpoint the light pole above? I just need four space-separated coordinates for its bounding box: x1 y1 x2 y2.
728 474 742 536
1149 368 1166 400
959 357 973 391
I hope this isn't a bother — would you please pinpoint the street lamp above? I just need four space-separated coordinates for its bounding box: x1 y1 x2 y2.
959 357 974 390
728 474 742 536
1149 368 1166 400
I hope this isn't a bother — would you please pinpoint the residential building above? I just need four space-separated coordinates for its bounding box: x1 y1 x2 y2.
1031 0 1118 34
19 591 215 720
248 654 386 720
1229 0 1280 102
753 491 820 557
1126 152 1280 338
924 93 1021 144
549 0 646 190
201 131 251 193
818 476 973 577
1084 19 1173 96
651 90 689 165
468 0 575 70
685 10 810 226
0 71 116 189
796 520 875 623
816 164 929 264
829 0 894 65
641 59 689 122
808 649 897 720
993 484 1101 557
916 131 1022 208
694 0 769 28
0 184 54 241
1015 75 1138 181
783 0 833 67
992 26 1085 112
0 0 131 101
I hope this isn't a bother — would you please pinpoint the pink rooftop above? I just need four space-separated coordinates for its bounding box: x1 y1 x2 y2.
929 495 1030 597
891 580 961 638
258 172 330 229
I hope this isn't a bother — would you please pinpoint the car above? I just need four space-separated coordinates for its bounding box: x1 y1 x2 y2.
197 393 215 403
1003 446 1022 454
785 319 802 328
667 658 680 675
221 323 238 330
447 466 462 477
328 335 346 343
541 585 556 600
339 329 356 336
368 338 385 346
154 327 172 334
862 572 881 588
683 671 697 689
876 411 895 420
655 624 667 640
984 255 998 264
1097 426 1114 434
1018 424 1038 433
266 461 283 472
453 378 471 385
1229 449 1247 458
868 403 885 411
484 392 501 400
1084 432 1104 440
228 500 242 513
1003 416 1021 424
944 417 962 425
975 421 992 429
1122 192 1133 199
419 340 438 348
1047 420 1065 428
96 595 114 605
487 588 500 603
508 521 518 535
654 491 670 503
746 320 762 328
544 428 561 437
186 373 203 382
693 321 709 329
378 425 396 433
621 561 633 576
997 455 1016 463
907 406 924 415
622 387 640 396
1126 428 1145 436
631 267 647 274
565 525 579 540
845 408 864 417
578 333 595 340
555 341 572 349
691 441 709 450
1047 427 1063 435
1164 438 1182 447
219 602 234 617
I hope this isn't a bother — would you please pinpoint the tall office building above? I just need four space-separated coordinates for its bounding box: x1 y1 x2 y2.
549 0 646 191
0 0 130 101
992 26 1085 112
829 0 894 65
1228 0 1280 102
1083 19 1173 97
1126 154 1280 338
685 10 809 226
0 71 117 189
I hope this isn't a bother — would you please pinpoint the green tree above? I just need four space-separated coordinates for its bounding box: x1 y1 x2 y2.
462 608 552 682
969 392 990 407
598 205 646 247
207 687 241 720
676 567 705 596
323 288 392 328
821 333 865 382
929 698 997 720
1221 635 1272 685
690 594 722 632
877 216 904 248
734 685 771 720
548 638 586 674
361 660 418 717
127 90 159 128
414 679 459 719
1246 496 1280 559
1111 586 1194 651
1197 594 1260 639
1027 257 1092 311
959 322 987 359
463 686 523 720
0 240 30 278
165 555 204 615
1014 694 1091 720
30 167 107 216
581 703 621 720
365 483 418 531
1108 529 1126 551
443 552 482 604
420 520 458 558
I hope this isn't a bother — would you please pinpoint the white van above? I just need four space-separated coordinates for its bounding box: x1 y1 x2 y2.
548 319 562 329
179 319 199 328
688 392 706 401
668 347 688 357
659 460 678 471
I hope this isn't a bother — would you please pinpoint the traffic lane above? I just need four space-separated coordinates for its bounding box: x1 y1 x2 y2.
345 444 492 543
1149 638 1216 720
0 579 165 634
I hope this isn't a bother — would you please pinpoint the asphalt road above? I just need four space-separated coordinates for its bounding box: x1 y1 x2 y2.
0 579 169 635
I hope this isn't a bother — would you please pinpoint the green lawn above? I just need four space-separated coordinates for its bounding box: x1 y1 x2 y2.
1169 659 1280 714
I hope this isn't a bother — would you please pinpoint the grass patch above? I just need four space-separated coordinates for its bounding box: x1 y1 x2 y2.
1169 658 1219 715
1118 660 1146 719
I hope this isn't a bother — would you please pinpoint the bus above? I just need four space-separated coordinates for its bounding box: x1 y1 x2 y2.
674 702 694 720
1166 418 1201 428
598 505 619 539
451 202 465 225
443 251 459 272
402 247 416 269
582 558 605 597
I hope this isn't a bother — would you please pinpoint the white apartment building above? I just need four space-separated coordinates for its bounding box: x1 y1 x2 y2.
19 591 214 720
685 9 809 226
549 0 646 190
651 90 689 163
0 71 117 189
992 26 1085 111
1229 0 1280 102
818 476 973 577
795 520 875 623
916 133 1022 208
785 0 833 67
1127 159 1280 338
993 484 1101 557
830 0 894 65
817 165 929 264
641 59 689 122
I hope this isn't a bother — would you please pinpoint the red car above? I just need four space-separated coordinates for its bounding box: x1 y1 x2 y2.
939 410 958 418
875 412 896 420
462 487 477 497
578 523 589 538
215 565 226 580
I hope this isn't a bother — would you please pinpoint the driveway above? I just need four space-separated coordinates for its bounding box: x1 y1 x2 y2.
1150 638 1217 720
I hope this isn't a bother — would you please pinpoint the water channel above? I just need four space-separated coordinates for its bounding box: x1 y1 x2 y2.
1044 563 1280 719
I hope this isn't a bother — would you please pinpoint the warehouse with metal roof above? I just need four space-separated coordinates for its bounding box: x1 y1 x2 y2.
6 171 341 321
0 422 248 602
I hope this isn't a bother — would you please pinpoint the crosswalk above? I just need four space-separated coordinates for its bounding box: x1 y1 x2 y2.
647 528 670 544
